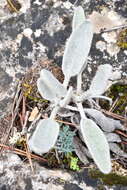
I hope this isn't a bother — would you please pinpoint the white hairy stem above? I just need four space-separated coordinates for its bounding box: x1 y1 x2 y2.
50 106 60 119
65 105 78 111
77 72 82 94
60 86 73 107
63 76 70 89
90 96 112 105
76 102 87 119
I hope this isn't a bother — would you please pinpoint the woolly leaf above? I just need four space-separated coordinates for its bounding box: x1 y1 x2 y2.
80 118 111 174
112 119 127 131
28 119 59 155
62 21 93 79
72 6 85 31
73 136 90 164
37 69 67 101
109 143 127 158
88 64 112 96
105 133 121 143
84 108 115 132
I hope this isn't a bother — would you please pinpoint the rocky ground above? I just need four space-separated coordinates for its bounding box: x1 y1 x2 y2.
0 0 127 189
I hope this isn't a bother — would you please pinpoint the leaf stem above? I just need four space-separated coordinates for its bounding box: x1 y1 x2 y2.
65 105 78 111
63 76 70 89
50 106 60 119
60 86 73 107
77 72 82 94
76 102 87 119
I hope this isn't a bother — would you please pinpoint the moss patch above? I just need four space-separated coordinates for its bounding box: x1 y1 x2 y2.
117 29 127 49
43 151 81 171
101 83 127 115
89 169 127 186
108 84 127 115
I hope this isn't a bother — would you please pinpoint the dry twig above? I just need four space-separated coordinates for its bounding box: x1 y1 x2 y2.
0 82 23 153
24 138 34 173
0 143 47 162
115 130 127 138
101 109 125 121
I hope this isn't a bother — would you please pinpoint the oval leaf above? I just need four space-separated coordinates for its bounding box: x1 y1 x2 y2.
105 133 121 143
88 64 112 96
109 143 127 158
72 6 85 31
62 21 93 79
80 118 111 174
37 69 67 101
84 108 115 132
28 119 59 155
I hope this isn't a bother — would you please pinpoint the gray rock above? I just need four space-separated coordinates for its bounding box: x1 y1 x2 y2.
0 0 127 189
0 0 127 119
0 152 96 190
0 0 72 119
1 5 124 122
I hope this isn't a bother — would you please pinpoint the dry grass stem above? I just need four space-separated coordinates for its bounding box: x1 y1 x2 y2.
24 138 34 173
0 143 47 162
0 82 23 153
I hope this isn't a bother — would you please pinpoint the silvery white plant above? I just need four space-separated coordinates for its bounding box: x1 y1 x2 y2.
28 6 112 174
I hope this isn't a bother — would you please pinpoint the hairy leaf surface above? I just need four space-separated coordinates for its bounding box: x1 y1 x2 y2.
88 64 112 96
28 119 59 155
105 133 121 142
80 118 111 174
37 69 67 101
84 108 115 132
109 143 127 158
62 21 93 79
72 6 85 31
73 136 90 164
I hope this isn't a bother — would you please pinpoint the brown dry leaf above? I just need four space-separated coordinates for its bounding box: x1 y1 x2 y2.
29 107 39 122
